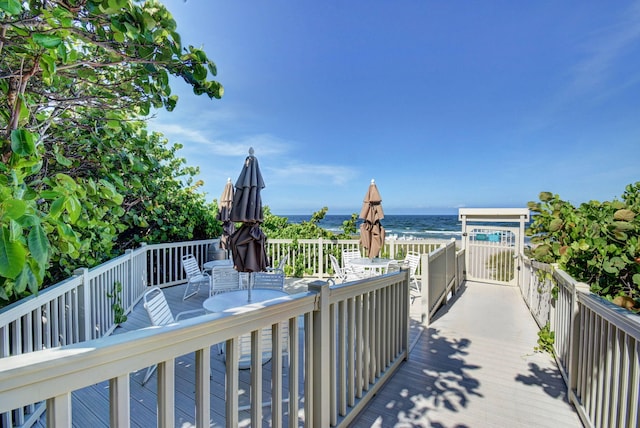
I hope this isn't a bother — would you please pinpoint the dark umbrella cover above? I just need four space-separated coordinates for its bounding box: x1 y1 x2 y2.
216 178 235 251
229 148 268 273
359 179 386 258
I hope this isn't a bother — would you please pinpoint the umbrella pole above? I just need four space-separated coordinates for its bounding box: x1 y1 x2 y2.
248 272 253 302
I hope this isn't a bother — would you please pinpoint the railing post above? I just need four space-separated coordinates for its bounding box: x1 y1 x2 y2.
421 253 429 325
567 281 590 395
73 268 91 342
308 280 330 427
125 249 134 310
318 238 324 277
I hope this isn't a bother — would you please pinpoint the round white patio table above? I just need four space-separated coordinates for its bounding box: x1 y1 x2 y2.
348 257 393 276
203 259 233 271
202 289 288 313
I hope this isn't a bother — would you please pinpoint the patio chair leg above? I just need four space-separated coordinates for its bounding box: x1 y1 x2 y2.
182 282 199 300
142 364 157 386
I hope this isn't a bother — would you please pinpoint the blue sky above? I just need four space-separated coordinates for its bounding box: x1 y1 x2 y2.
151 0 640 216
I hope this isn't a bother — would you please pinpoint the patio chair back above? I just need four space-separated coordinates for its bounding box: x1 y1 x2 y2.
404 251 421 291
267 255 289 274
252 271 285 291
329 254 347 283
142 287 206 384
226 322 289 370
143 286 175 326
181 254 211 300
211 266 241 294
342 249 366 276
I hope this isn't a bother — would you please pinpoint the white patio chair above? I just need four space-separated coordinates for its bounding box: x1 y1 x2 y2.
224 322 289 370
142 286 206 385
181 254 211 300
386 260 401 273
211 266 241 295
404 251 421 292
341 249 367 277
252 271 285 291
329 254 364 283
266 255 288 275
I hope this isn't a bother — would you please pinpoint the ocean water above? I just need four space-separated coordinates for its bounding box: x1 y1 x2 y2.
281 214 464 241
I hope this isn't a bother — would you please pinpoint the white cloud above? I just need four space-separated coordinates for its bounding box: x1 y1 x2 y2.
266 162 358 186
569 1 640 94
149 120 289 157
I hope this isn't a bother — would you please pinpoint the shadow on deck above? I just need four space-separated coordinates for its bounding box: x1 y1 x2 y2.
73 279 581 427
350 281 583 427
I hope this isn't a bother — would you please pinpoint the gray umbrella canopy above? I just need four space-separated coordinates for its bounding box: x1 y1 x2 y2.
216 178 235 250
229 148 268 273
359 179 386 258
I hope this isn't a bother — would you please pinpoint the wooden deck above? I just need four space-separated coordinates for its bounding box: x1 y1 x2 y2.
69 279 581 427
350 281 583 427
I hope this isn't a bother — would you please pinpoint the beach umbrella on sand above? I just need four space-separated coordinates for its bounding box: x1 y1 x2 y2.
359 179 386 258
229 148 268 275
216 177 235 253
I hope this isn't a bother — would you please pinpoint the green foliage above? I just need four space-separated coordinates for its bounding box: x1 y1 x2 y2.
535 322 555 356
526 182 640 307
262 206 356 239
486 250 515 282
261 207 358 277
107 281 127 324
0 1 224 306
534 269 558 300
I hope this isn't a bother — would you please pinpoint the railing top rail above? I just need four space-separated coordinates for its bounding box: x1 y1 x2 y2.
0 290 318 413
143 239 217 250
0 275 84 322
579 293 640 339
84 250 133 276
329 270 408 302
267 237 452 244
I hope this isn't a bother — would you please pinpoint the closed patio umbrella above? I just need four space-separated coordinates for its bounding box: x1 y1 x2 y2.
359 179 386 258
229 148 268 275
216 177 235 253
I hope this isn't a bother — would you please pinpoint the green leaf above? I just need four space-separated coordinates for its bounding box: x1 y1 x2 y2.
33 33 63 49
56 221 77 241
0 227 26 279
106 119 122 131
40 55 56 79
28 224 49 266
55 173 78 190
65 195 82 223
54 150 73 167
13 267 28 294
0 0 22 15
40 190 60 200
49 197 66 218
10 129 36 156
2 199 27 219
8 219 21 241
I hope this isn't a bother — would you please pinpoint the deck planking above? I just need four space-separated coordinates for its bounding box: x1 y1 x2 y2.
348 281 583 428
66 279 581 427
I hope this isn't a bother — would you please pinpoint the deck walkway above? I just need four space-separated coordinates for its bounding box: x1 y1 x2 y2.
69 278 581 427
350 281 583 427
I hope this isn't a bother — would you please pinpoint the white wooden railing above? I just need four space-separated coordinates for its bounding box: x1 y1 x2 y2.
9 233 639 428
520 257 640 428
0 237 445 427
268 237 444 278
414 239 464 324
0 269 411 427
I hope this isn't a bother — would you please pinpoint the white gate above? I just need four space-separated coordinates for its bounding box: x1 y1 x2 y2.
459 208 530 286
